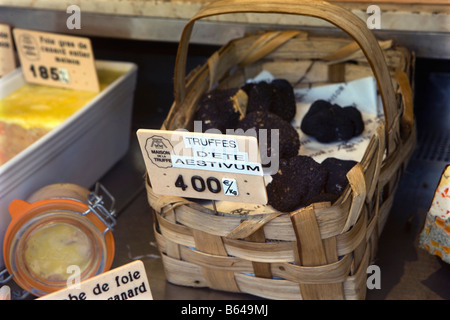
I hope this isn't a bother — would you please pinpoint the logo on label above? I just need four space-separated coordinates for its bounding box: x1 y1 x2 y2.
18 33 39 61
144 135 173 169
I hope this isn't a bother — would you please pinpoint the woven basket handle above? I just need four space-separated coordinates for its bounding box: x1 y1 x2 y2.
174 0 399 155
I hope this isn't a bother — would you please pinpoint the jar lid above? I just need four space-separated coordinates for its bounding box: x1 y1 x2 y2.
3 197 115 297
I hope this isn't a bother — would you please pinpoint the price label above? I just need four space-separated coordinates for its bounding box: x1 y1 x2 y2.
13 28 99 92
136 129 268 204
0 24 16 77
37 260 153 300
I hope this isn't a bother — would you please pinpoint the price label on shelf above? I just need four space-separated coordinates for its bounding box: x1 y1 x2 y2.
137 129 268 204
38 260 153 300
13 28 99 92
0 24 16 77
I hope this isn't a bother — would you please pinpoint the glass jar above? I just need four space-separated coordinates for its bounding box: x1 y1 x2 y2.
2 183 115 297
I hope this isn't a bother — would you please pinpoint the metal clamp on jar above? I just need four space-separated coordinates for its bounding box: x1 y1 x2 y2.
1 183 116 297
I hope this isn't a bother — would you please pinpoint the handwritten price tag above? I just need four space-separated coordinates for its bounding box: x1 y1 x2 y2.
37 260 153 300
0 24 16 77
13 28 99 92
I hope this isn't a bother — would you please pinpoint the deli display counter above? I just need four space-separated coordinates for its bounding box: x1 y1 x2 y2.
0 0 449 301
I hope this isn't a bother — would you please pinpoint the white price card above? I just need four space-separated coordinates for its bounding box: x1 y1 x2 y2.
0 24 16 77
37 260 153 300
13 28 99 92
137 129 268 204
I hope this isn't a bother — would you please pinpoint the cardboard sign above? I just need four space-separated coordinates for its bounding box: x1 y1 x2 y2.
0 24 16 77
137 129 268 204
13 28 99 92
37 260 153 300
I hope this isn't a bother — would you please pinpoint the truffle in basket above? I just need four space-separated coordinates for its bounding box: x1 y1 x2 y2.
195 88 247 133
321 157 358 195
300 99 364 143
266 155 328 212
235 110 300 161
266 156 358 212
242 79 296 122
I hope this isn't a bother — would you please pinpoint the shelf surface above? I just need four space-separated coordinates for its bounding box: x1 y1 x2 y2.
0 1 448 58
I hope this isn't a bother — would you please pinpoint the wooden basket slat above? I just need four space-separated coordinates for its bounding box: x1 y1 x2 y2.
224 239 295 263
272 254 352 284
323 237 339 264
151 191 357 242
336 209 367 256
171 243 354 285
155 208 370 262
260 37 406 72
156 222 372 300
181 246 255 272
342 245 370 299
234 273 303 300
193 229 242 292
159 250 370 300
291 206 346 299
161 254 209 287
156 211 196 247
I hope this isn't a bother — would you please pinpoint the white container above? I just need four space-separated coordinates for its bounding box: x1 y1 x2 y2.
0 60 138 267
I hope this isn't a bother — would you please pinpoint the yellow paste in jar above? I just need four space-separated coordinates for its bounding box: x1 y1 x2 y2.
24 223 93 282
0 69 124 165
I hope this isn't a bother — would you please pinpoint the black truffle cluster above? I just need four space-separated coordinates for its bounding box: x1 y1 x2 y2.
266 156 357 212
300 99 364 143
194 79 300 161
195 88 243 133
236 79 299 165
266 156 328 212
236 111 300 161
193 80 362 213
242 79 296 122
322 157 358 195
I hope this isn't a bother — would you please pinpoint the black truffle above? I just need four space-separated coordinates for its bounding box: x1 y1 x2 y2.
270 79 297 122
300 100 364 143
342 106 364 136
242 79 296 122
194 88 243 133
236 110 300 162
242 81 273 114
266 155 328 212
321 157 358 195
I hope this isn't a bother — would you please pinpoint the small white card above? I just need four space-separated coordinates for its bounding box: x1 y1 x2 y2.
37 260 153 300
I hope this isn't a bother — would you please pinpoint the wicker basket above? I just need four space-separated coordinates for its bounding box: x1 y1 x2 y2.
145 0 416 300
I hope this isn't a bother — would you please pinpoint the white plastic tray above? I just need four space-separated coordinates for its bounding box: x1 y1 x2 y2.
0 60 138 266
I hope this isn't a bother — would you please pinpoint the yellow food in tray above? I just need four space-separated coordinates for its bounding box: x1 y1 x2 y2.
0 69 123 165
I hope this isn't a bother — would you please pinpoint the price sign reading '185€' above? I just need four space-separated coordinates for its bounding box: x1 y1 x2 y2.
13 28 99 92
137 129 268 204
